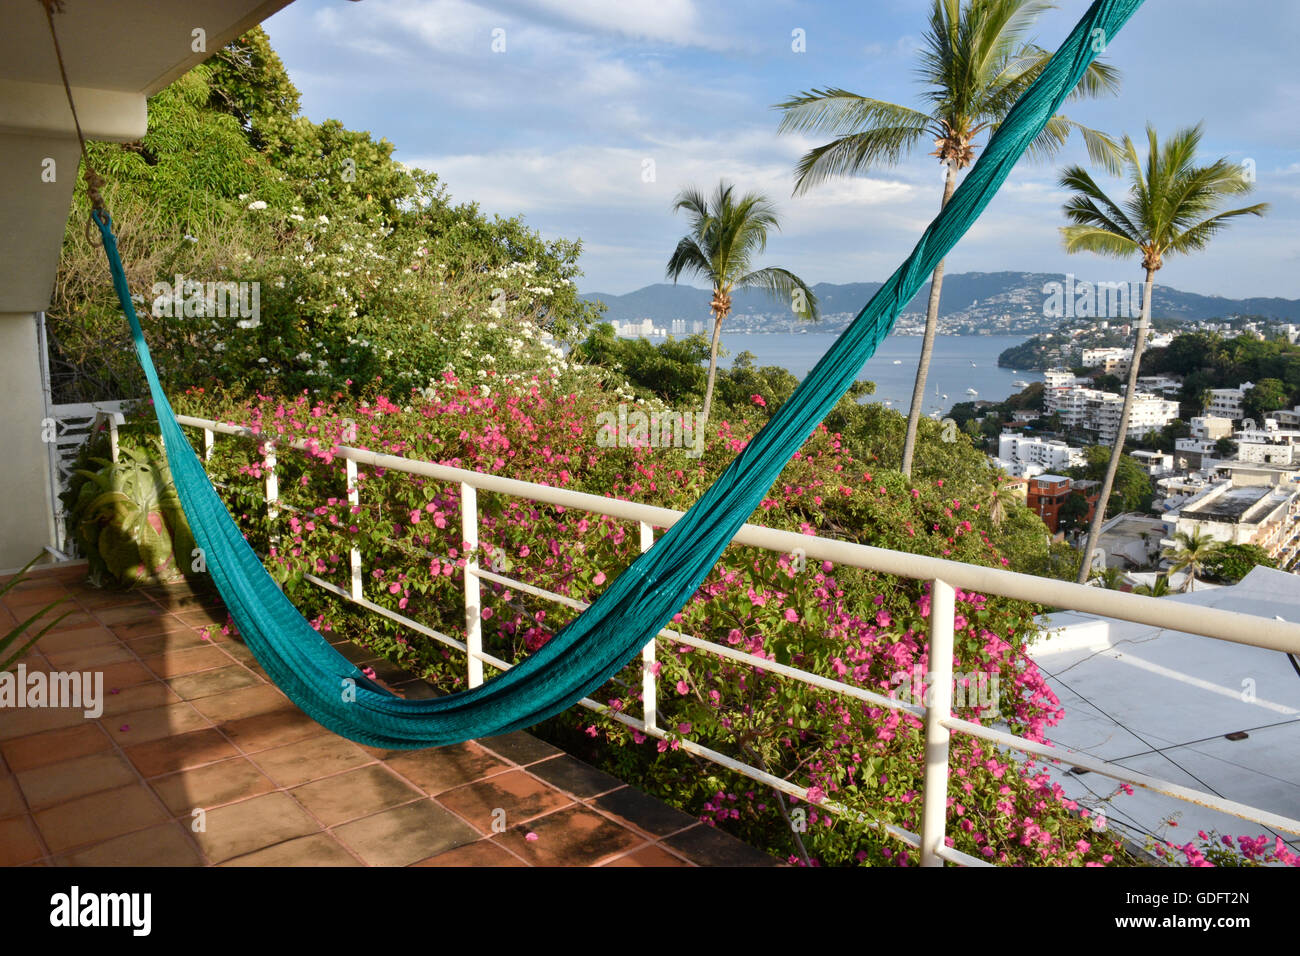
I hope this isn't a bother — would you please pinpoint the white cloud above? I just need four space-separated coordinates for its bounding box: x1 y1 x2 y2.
522 0 706 45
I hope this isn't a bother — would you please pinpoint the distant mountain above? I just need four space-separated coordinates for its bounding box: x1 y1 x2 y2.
580 272 1300 333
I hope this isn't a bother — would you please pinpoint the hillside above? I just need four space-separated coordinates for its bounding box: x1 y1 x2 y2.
582 272 1300 336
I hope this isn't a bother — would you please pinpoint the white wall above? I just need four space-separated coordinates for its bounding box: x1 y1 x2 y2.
0 312 55 569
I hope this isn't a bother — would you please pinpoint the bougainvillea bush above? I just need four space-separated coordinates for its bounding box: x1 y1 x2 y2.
154 372 1290 867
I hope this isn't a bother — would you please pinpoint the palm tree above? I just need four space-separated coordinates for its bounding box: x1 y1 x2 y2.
1089 565 1124 590
982 475 1011 528
667 181 818 430
1132 574 1172 597
1162 528 1226 593
1066 124 1268 584
774 0 1122 478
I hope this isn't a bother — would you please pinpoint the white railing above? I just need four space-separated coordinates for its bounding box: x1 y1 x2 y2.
177 414 1300 867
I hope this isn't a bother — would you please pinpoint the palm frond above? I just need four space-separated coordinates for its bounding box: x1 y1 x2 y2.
736 267 820 320
1059 224 1137 258
1164 203 1270 257
790 128 930 194
665 235 712 285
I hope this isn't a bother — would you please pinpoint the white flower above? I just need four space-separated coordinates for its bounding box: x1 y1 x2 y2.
257 357 268 364
247 200 268 211
319 215 330 223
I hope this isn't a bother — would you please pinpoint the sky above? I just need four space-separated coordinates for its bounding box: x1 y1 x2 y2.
261 0 1300 299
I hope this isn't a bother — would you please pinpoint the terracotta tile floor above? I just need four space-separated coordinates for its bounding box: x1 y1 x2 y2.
1 563 777 868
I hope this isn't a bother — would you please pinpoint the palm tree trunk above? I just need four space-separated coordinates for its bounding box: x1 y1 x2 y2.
700 310 724 430
1076 268 1156 584
901 163 958 478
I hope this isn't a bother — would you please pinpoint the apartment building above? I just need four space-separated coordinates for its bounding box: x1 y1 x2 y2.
1045 385 1180 442
1081 347 1131 371
1205 382 1255 420
1234 419 1300 467
1044 367 1088 389
1167 479 1300 570
996 433 1085 478
1131 449 1174 475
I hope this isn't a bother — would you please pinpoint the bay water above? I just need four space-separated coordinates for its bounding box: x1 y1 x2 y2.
711 331 1039 416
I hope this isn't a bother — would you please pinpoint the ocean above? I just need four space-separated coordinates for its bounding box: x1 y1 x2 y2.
706 332 1040 416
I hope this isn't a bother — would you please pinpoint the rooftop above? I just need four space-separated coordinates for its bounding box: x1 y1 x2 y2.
1183 484 1287 524
1030 567 1300 852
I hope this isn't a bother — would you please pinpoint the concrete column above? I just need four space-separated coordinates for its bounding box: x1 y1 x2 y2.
0 312 56 569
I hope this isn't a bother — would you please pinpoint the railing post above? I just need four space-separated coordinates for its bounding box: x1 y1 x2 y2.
920 577 956 867
106 412 122 462
346 457 363 601
203 427 214 462
462 481 483 688
264 440 279 546
639 521 658 733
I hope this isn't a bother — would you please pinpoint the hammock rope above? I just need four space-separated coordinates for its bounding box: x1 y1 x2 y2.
75 0 1144 748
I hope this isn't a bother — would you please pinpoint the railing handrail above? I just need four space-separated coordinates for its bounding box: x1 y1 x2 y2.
176 413 1300 657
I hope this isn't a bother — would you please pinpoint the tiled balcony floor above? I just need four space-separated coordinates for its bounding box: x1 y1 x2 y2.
1 563 776 867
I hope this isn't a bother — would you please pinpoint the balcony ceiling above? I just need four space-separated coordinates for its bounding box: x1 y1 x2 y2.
1 0 293 95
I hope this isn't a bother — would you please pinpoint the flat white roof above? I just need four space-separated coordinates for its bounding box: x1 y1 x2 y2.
1028 566 1300 855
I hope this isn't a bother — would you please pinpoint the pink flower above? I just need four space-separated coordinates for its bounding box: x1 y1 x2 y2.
593 571 606 586
676 680 689 694
751 394 767 407
784 608 799 623
525 832 538 842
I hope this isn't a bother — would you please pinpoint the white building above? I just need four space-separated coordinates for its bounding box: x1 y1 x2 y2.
996 433 1084 477
1136 374 1181 395
1265 405 1300 428
1234 419 1300 467
1043 367 1088 389
1205 382 1255 420
1081 346 1131 371
1175 415 1235 461
1166 479 1300 568
1131 449 1174 475
1046 385 1180 443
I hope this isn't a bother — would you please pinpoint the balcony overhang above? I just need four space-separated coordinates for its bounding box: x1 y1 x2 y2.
0 0 295 313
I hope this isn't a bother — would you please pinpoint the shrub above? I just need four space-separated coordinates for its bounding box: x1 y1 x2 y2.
62 433 199 588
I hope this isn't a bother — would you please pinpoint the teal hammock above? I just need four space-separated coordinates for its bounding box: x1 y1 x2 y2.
93 0 1144 749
